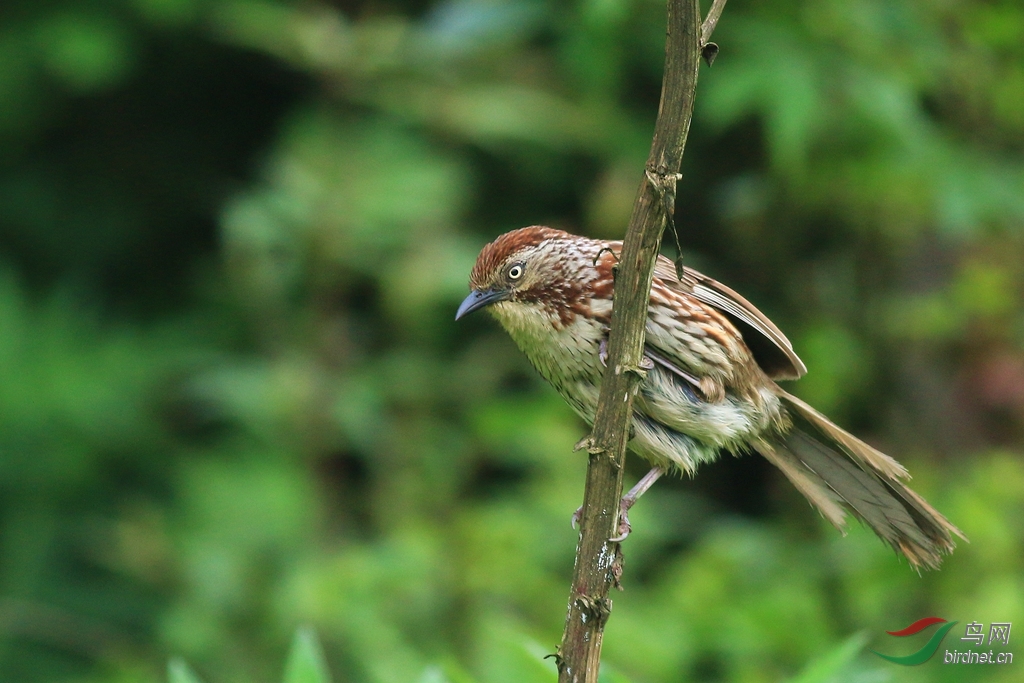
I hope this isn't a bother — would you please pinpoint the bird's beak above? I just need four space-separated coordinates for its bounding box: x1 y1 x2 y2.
456 288 509 320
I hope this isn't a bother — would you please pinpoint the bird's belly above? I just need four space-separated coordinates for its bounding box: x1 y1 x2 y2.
636 368 778 445
495 302 780 473
557 363 781 475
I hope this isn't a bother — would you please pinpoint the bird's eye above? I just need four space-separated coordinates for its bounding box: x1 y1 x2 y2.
507 264 524 280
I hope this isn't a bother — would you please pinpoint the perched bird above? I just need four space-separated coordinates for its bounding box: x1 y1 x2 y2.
456 226 964 570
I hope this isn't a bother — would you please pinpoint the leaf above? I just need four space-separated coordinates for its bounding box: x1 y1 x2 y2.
786 632 868 683
283 627 332 683
168 658 205 683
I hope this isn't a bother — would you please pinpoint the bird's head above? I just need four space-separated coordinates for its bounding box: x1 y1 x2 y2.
456 227 611 327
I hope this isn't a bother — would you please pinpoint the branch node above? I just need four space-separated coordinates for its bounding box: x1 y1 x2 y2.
644 167 683 189
575 594 613 628
645 168 686 280
574 435 606 455
544 650 565 674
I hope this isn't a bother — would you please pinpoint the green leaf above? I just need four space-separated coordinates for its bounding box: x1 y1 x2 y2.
283 627 332 683
168 658 204 683
786 632 868 683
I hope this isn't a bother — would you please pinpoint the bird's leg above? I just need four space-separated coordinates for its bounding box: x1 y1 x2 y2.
610 466 665 542
586 337 661 536
643 346 700 389
572 466 666 539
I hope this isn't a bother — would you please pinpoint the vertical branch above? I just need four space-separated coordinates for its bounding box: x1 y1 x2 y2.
555 0 715 680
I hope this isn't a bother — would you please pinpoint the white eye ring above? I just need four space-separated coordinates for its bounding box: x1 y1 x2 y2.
507 264 524 280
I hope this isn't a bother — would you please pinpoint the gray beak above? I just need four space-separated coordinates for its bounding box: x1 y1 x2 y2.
456 289 509 320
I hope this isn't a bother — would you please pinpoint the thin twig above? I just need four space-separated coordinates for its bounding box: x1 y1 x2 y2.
555 0 707 681
701 0 728 45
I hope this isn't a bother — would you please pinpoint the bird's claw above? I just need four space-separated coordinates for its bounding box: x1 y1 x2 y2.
572 500 633 541
609 505 632 543
573 467 664 540
599 339 655 373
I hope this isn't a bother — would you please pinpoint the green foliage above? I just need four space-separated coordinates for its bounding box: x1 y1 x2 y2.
169 658 206 683
163 628 909 683
282 628 332 683
0 0 1022 682
785 633 868 683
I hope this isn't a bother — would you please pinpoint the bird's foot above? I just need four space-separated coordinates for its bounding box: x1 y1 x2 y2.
609 500 633 542
611 466 665 542
572 467 666 541
571 503 629 540
573 501 626 540
598 338 654 371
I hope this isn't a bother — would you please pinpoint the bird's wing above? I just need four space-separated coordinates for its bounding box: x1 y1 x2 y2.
653 256 807 380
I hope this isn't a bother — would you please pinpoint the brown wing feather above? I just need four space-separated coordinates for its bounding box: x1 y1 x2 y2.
653 256 807 380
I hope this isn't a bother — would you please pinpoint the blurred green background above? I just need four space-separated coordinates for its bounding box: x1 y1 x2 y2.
0 0 1022 681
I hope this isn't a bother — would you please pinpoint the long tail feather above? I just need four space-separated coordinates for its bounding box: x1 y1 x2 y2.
756 440 847 530
781 391 909 480
759 392 966 570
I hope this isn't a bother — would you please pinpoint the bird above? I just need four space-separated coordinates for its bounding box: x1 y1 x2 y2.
456 225 965 570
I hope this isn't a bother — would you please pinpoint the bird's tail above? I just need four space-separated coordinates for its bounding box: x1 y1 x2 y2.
755 390 966 570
